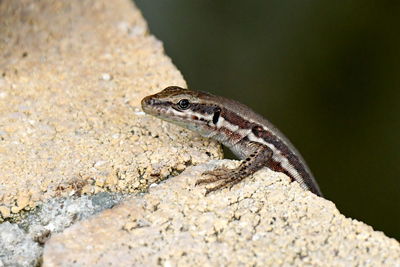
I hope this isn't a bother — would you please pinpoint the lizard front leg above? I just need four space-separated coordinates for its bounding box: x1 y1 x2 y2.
195 142 272 195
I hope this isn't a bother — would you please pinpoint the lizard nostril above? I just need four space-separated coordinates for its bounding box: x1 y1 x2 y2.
142 97 155 106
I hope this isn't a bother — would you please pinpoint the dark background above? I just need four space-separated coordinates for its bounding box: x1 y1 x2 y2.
135 0 400 240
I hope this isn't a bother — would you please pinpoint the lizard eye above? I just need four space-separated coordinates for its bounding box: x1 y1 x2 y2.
177 99 190 110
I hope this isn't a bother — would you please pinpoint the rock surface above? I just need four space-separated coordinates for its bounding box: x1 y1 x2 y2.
0 0 221 220
43 160 400 266
0 0 221 265
0 222 42 267
1 0 399 266
1 193 125 267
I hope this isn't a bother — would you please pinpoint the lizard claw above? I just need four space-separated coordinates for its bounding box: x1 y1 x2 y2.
202 168 229 177
195 167 230 186
195 177 219 186
195 166 247 195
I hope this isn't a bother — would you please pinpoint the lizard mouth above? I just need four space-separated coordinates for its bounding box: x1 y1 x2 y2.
141 96 164 115
141 96 178 119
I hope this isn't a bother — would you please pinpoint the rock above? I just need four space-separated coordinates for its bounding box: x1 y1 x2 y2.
0 0 221 265
42 161 400 266
0 206 11 218
1 0 399 266
0 0 222 221
0 222 41 267
0 193 126 266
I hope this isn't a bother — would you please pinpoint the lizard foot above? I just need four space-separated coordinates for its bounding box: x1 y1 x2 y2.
195 167 230 185
195 167 247 195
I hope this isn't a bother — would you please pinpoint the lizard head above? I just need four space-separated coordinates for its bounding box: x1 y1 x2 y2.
141 86 221 136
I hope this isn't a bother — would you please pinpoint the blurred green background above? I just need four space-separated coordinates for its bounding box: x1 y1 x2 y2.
135 0 400 239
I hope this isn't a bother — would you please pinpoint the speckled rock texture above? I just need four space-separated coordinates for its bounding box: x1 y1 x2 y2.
0 222 42 266
1 193 125 266
1 0 400 266
0 0 221 220
43 160 400 266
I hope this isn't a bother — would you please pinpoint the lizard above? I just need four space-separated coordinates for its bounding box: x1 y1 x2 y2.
141 86 322 196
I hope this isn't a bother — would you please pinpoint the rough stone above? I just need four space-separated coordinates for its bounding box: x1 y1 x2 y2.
0 222 42 267
42 160 400 266
0 0 222 221
0 193 126 267
1 0 399 266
